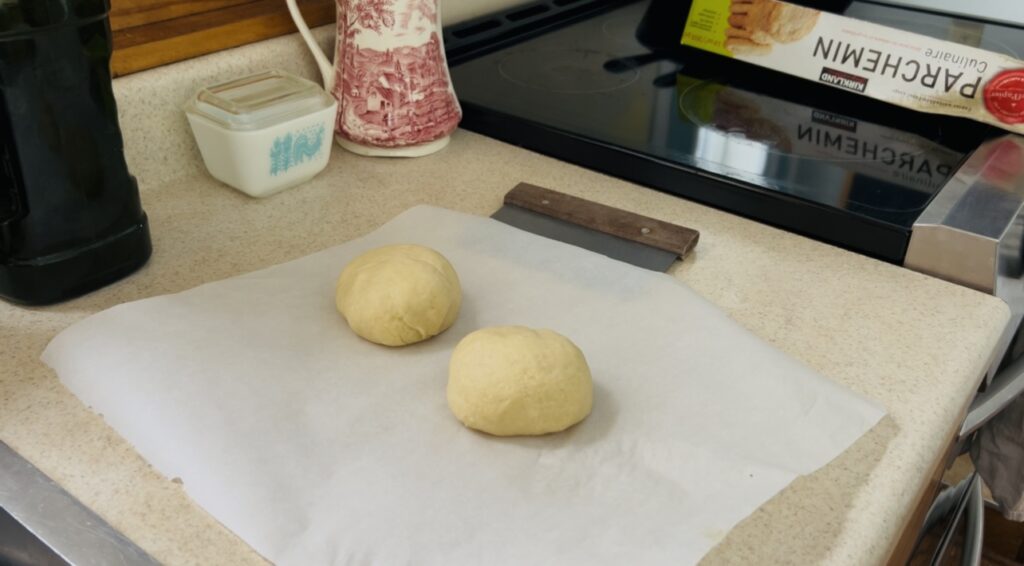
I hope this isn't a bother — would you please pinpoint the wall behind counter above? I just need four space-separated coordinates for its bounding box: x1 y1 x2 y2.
110 0 532 76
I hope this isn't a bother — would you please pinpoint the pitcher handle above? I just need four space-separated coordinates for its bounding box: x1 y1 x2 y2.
285 0 336 92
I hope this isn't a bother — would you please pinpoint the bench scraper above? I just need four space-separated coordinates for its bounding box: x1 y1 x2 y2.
492 183 699 272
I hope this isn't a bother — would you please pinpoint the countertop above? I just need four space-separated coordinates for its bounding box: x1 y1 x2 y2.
0 26 1012 566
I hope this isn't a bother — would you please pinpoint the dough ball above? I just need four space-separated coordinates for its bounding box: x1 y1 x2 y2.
447 326 593 436
335 244 461 346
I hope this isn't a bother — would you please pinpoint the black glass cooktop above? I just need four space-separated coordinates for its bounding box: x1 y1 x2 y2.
447 0 1024 263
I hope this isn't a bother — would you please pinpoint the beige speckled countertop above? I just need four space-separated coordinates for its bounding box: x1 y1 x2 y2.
0 25 1012 566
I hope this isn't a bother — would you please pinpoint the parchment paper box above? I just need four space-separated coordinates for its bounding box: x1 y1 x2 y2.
679 0 1024 134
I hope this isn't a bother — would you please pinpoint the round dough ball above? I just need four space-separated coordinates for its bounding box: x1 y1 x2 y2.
335 244 461 346
447 326 593 436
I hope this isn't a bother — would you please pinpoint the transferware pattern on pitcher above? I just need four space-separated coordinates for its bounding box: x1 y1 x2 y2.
332 0 462 153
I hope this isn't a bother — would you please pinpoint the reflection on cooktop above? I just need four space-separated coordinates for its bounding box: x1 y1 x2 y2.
675 76 961 209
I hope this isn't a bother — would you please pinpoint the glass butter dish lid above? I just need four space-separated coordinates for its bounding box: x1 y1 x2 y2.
185 70 336 131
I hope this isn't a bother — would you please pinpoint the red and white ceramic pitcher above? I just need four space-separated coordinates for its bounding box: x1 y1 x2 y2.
286 0 462 157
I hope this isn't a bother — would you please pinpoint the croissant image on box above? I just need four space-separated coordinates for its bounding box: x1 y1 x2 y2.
726 0 820 55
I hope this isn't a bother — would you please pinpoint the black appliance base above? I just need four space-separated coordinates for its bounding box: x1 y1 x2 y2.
0 217 152 306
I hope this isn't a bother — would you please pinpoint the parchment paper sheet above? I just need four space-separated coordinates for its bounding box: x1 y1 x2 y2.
43 206 884 565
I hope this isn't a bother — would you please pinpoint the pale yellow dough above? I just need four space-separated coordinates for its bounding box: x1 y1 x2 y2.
335 245 461 346
447 326 593 436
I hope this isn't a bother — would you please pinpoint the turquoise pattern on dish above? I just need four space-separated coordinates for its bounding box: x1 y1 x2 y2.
270 124 326 176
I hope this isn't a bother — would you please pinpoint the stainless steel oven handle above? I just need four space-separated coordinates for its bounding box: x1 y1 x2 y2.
962 473 985 566
924 472 983 566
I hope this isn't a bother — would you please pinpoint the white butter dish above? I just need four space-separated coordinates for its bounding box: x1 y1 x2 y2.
185 70 337 198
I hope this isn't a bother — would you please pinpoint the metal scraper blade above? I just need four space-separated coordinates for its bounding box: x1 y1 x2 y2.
492 205 679 272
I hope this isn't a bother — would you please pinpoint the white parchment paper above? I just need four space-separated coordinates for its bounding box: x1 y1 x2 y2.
43 206 884 565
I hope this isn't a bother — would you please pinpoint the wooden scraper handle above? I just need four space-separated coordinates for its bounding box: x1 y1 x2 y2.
503 183 700 259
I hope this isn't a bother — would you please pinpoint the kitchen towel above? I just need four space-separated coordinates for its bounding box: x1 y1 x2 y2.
43 205 885 565
973 393 1024 521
